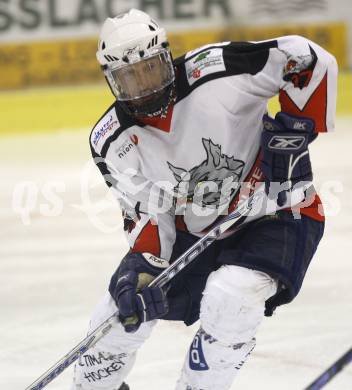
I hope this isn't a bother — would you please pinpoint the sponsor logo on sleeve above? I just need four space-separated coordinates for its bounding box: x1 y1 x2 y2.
92 111 119 151
116 135 138 159
185 48 226 86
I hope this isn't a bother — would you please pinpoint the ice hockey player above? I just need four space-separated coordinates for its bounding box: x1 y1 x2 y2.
71 8 337 390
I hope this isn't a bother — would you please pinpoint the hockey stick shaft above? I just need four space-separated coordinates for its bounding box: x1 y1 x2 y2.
304 347 352 390
150 189 264 288
25 316 118 390
26 187 264 390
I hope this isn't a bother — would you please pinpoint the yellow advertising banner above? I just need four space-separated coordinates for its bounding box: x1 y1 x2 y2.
0 39 101 89
169 22 348 67
0 21 347 90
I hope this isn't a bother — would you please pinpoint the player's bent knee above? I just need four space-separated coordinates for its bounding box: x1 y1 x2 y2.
200 265 277 345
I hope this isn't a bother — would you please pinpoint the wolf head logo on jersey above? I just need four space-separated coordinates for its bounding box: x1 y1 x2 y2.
168 138 244 208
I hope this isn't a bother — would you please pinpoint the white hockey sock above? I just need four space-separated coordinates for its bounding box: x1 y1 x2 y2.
71 293 156 390
175 328 256 390
71 348 135 390
175 265 277 390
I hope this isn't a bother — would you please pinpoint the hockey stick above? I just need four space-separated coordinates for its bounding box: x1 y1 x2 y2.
304 347 352 390
25 187 265 390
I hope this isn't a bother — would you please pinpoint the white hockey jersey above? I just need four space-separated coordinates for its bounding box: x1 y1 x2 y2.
90 35 337 260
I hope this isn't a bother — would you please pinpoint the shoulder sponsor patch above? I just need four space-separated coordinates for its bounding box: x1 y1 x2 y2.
185 42 230 59
185 48 226 86
91 108 120 154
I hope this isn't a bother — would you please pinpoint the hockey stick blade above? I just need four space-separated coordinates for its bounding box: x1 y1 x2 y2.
304 347 352 390
25 187 265 390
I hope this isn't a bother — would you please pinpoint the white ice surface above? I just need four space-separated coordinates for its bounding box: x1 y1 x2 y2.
1 119 351 390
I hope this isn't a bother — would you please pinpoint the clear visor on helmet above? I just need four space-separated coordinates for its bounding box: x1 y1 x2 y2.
106 48 175 101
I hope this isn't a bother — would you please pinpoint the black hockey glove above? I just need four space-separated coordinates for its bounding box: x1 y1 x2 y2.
260 112 316 207
109 252 169 333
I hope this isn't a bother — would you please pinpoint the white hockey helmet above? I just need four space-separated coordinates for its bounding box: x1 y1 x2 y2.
96 9 176 117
